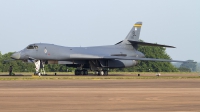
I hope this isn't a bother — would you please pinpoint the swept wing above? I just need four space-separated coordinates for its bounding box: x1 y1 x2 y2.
69 54 189 63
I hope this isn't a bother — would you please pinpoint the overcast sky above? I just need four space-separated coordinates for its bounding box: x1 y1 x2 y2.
0 0 199 62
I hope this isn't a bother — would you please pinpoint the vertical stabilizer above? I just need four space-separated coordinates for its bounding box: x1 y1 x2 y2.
125 22 142 41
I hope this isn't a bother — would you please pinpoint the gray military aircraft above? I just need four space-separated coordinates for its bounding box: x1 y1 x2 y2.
10 22 186 75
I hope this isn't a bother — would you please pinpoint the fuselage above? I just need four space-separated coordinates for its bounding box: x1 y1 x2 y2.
11 43 145 61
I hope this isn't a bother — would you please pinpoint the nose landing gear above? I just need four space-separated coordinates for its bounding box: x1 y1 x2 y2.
33 60 46 76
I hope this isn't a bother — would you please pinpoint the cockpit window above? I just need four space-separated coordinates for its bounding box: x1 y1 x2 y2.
27 45 34 49
34 46 38 49
27 45 38 49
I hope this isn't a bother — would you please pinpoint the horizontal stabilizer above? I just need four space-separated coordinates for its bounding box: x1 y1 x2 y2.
103 56 187 62
128 40 176 48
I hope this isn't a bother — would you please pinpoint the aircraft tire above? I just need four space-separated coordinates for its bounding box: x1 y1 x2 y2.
85 70 88 75
95 71 99 75
98 71 104 76
75 70 79 75
97 71 100 76
104 70 108 76
83 70 88 75
80 70 84 75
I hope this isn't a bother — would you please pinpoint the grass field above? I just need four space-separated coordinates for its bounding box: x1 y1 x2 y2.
0 72 199 80
0 72 199 75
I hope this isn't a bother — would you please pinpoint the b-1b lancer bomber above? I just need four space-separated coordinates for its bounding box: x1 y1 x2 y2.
11 22 185 76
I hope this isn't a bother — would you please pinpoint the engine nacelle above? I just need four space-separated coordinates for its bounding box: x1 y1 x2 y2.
108 60 138 68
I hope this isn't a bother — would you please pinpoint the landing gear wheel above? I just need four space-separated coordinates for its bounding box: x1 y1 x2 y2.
98 71 104 76
80 70 84 75
75 70 79 75
83 70 88 75
95 71 98 75
75 70 86 75
103 70 108 76
34 72 40 76
97 71 100 76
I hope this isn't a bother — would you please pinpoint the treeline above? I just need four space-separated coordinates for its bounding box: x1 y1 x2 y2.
0 45 195 72
173 60 199 72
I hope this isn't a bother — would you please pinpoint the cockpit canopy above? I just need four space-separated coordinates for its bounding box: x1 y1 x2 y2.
26 44 38 49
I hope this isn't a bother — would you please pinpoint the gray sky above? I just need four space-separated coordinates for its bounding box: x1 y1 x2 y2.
0 0 199 62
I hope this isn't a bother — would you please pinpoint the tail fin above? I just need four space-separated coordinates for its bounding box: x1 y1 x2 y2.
125 22 142 41
116 22 175 48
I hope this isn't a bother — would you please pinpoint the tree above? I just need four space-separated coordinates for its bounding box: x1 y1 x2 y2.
0 52 2 72
178 67 191 72
0 52 2 59
197 63 200 72
179 60 197 72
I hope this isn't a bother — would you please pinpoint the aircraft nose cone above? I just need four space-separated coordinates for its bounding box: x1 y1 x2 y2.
11 52 21 59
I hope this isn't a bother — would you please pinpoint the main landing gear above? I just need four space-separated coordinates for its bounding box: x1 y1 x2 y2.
95 70 108 76
75 69 88 75
74 69 108 76
74 61 109 76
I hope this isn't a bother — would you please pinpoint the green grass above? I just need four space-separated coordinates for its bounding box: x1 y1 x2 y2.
0 75 200 80
0 72 199 80
0 72 199 75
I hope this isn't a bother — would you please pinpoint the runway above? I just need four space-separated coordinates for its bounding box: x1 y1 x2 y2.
0 79 200 112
